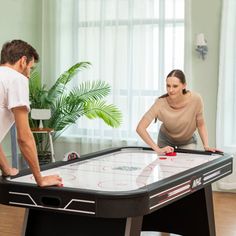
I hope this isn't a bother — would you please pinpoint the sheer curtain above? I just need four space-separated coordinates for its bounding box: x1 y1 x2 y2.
216 0 236 190
44 0 186 153
217 0 236 153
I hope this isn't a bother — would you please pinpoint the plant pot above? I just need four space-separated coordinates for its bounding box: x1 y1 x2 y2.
38 151 52 165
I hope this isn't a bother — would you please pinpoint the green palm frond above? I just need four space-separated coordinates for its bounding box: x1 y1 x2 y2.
29 69 41 90
57 62 91 85
44 62 91 108
84 100 122 128
47 94 84 131
49 62 91 94
29 70 51 108
69 80 111 102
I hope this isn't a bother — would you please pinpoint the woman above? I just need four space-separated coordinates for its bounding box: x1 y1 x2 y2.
136 69 217 154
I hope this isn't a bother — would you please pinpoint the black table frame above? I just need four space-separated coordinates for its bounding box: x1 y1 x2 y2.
0 146 233 236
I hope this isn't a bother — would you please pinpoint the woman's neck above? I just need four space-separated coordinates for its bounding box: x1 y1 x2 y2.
166 92 190 109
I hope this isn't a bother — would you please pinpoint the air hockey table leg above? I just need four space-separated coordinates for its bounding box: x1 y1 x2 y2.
125 216 143 236
21 209 29 236
142 185 216 236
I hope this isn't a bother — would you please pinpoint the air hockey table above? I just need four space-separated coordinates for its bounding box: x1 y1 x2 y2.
0 146 233 236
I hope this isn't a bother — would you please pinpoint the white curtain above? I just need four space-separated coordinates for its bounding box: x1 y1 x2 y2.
217 0 236 153
184 0 192 89
43 0 186 153
216 0 236 190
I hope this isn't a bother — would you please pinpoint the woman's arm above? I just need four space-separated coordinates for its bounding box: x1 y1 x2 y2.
136 116 174 154
197 119 217 152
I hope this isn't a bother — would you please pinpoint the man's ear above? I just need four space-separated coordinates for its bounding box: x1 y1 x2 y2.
19 56 27 67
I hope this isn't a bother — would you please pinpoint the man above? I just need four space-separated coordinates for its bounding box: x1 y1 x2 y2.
0 39 62 187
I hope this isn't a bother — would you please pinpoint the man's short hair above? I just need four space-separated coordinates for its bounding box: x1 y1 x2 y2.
0 39 39 65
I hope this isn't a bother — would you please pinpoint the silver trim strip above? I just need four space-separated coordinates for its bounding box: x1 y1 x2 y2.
9 202 96 215
204 171 232 185
9 191 96 215
204 170 221 181
149 180 190 199
64 199 95 210
9 192 37 206
167 184 191 197
150 188 191 210
203 162 232 176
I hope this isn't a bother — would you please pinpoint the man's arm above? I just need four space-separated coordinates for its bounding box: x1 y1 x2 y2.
0 144 18 176
12 106 62 187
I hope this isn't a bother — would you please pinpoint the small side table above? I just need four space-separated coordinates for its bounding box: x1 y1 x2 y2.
31 128 55 163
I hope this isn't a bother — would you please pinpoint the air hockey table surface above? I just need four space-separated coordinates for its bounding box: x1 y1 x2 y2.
0 146 233 236
7 147 230 192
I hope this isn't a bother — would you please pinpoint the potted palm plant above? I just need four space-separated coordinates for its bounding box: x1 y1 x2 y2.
29 62 122 164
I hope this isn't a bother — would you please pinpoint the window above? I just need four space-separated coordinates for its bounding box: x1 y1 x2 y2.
56 0 185 142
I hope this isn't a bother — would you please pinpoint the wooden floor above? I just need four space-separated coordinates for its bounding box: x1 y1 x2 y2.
213 192 236 236
0 191 235 236
0 203 25 236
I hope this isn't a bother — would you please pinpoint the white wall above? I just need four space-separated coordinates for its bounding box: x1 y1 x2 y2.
0 0 42 156
191 0 222 147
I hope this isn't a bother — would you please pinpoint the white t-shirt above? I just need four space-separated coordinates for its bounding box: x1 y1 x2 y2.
0 66 30 143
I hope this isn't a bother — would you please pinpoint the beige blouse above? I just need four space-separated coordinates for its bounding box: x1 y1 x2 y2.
144 92 204 144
